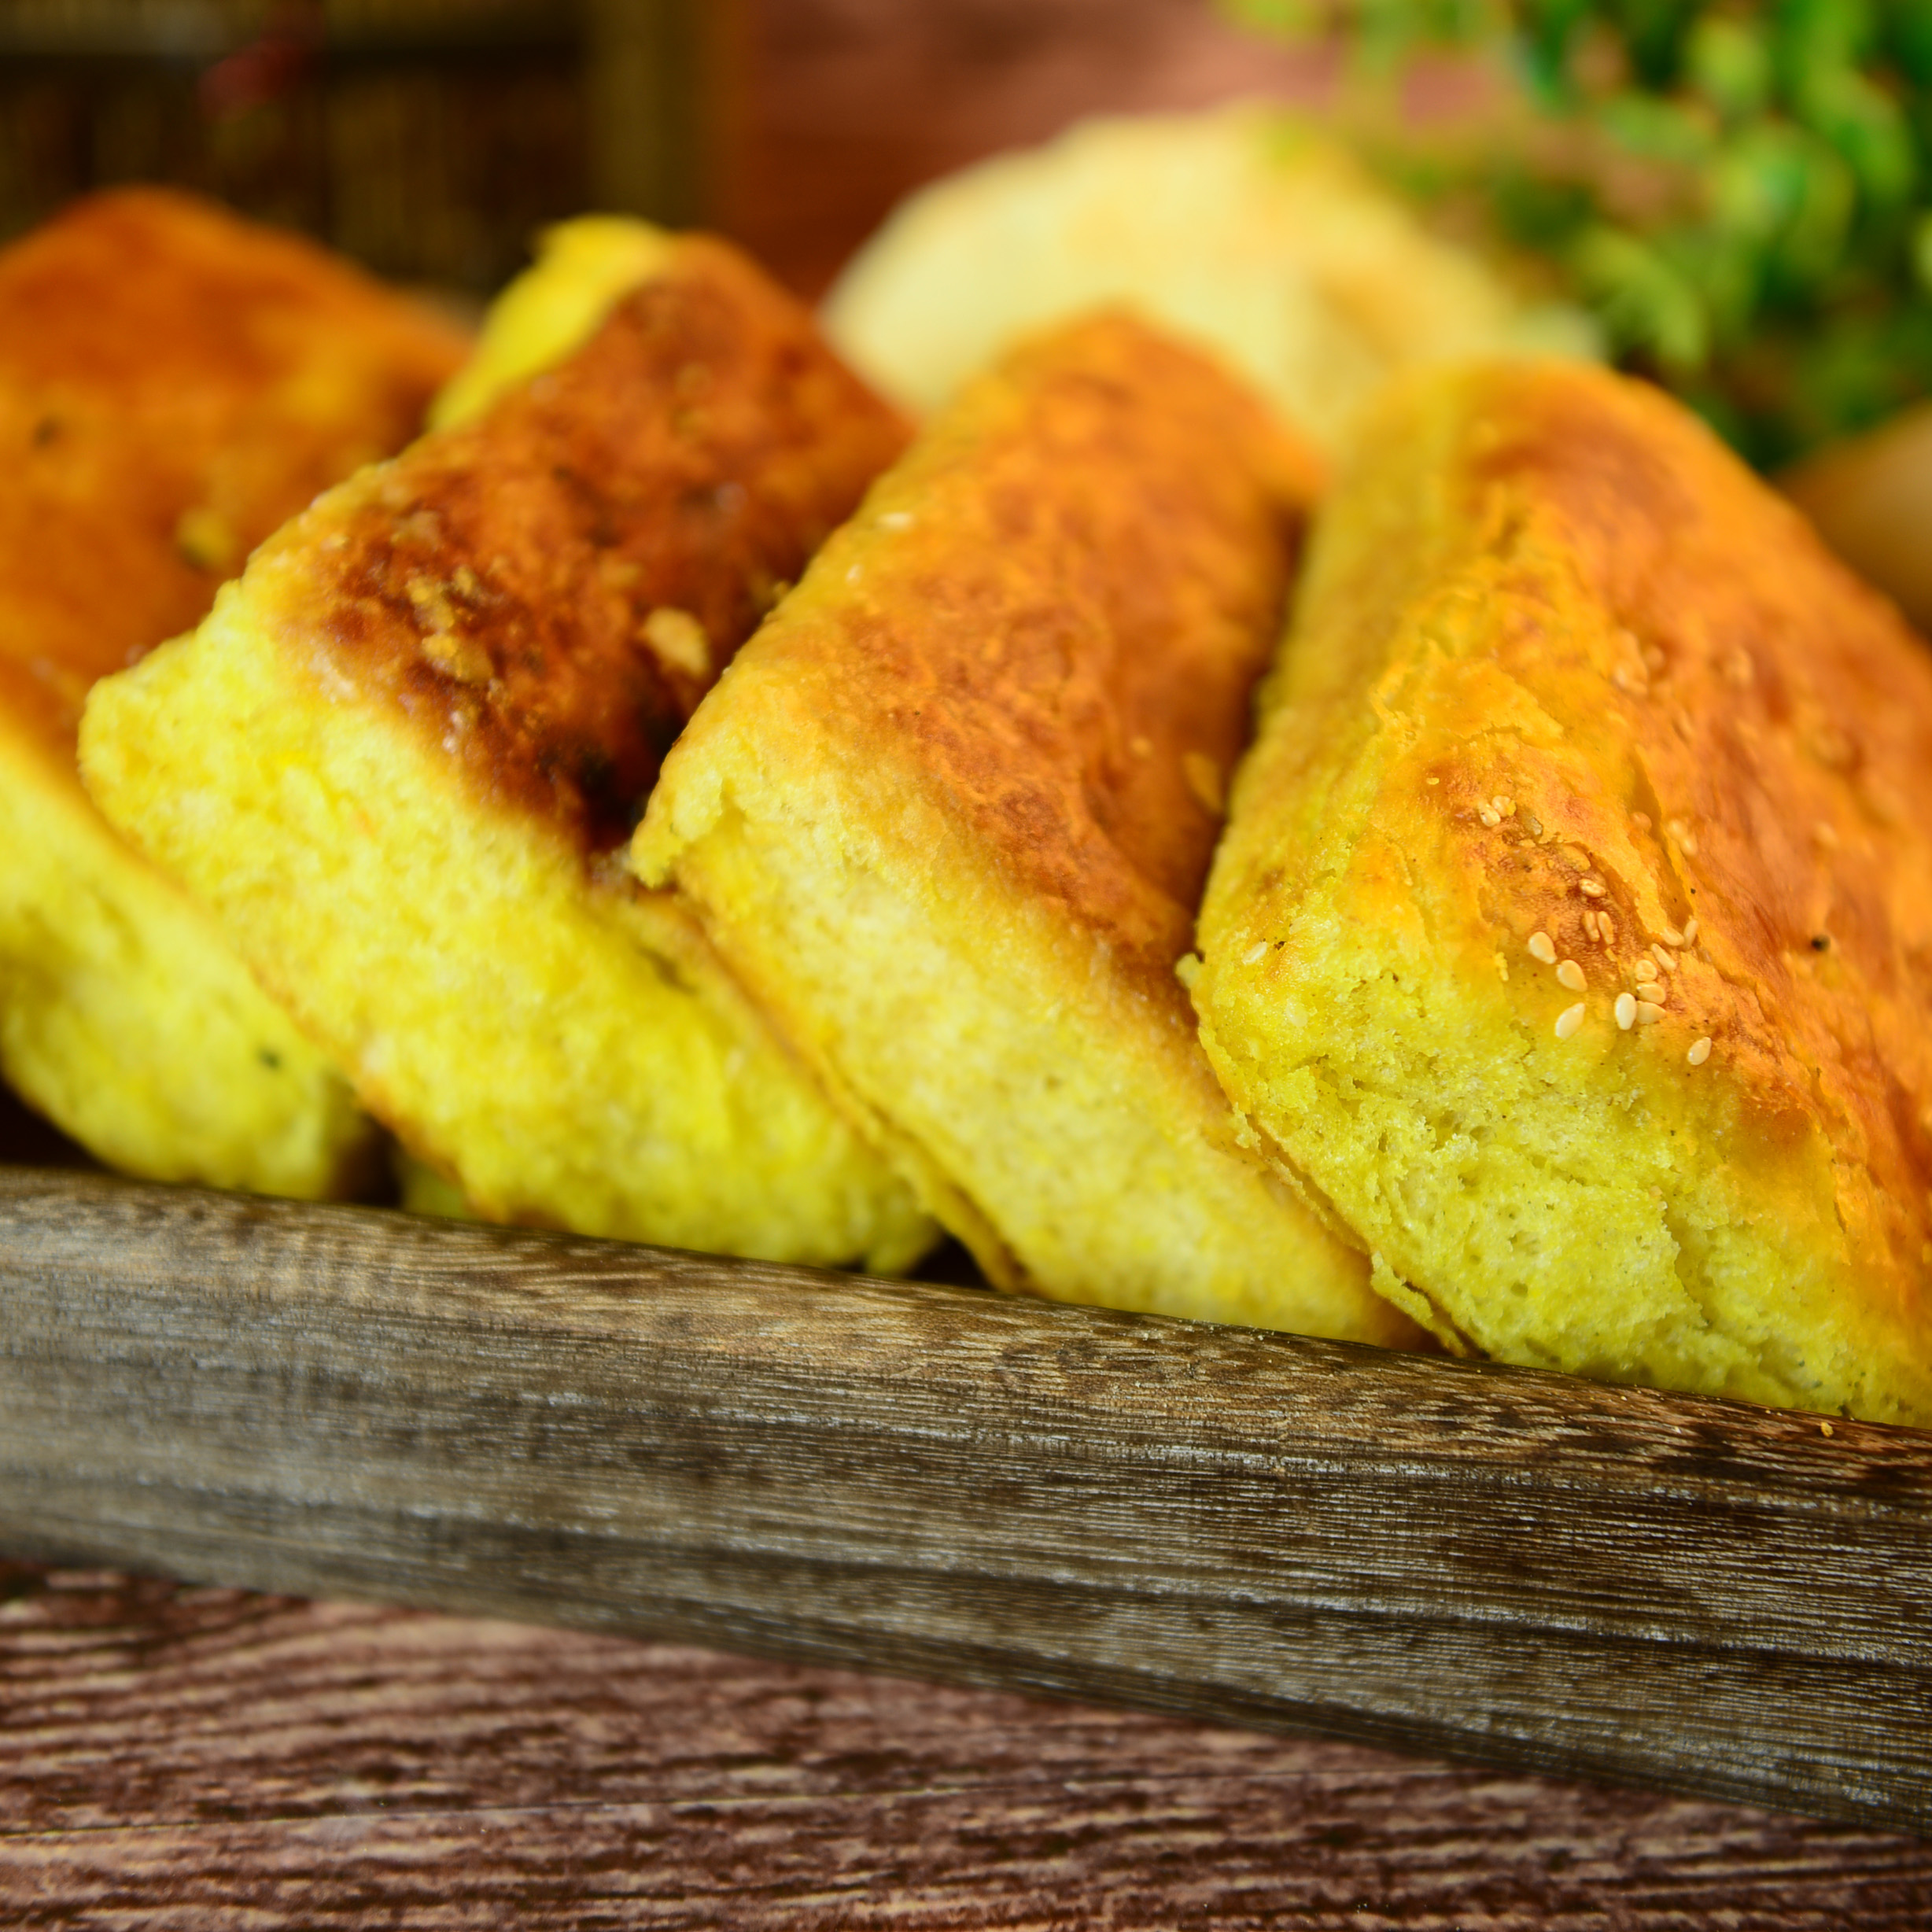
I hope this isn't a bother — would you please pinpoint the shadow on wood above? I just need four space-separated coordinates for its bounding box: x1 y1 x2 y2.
0 1167 1926 1835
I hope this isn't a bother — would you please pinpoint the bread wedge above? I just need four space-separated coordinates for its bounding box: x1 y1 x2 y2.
1194 359 1932 1424
825 106 1595 452
0 186 466 1191
635 312 1416 1343
82 224 933 1268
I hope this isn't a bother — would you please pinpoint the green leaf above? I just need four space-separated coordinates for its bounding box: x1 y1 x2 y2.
1686 14 1775 122
1794 65 1917 208
1571 223 1711 371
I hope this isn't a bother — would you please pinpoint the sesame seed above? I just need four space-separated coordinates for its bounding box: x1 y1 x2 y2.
1426 776 1440 786
1682 917 1698 945
1493 795 1515 817
1583 909 1599 941
1580 879 1606 898
1528 931 1558 965
1242 942 1267 966
1615 992 1637 1030
1820 1421 1834 1437
1632 811 1653 831
1479 809 1500 828
1659 924 1685 947
1598 913 1617 946
1652 944 1677 972
1557 960 1587 991
1555 1001 1586 1040
1687 1037 1712 1066
1636 1001 1665 1025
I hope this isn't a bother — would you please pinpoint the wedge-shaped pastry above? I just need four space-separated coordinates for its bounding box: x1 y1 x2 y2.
634 313 1415 1343
1195 360 1932 1424
83 226 934 1269
0 186 467 1193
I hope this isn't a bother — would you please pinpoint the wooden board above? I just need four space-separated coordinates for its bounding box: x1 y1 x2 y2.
9 1560 1932 1927
0 1167 1928 1839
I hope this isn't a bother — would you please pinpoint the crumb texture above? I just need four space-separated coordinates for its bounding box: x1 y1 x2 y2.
1196 359 1932 1423
0 186 461 1193
639 312 1416 1346
79 229 930 1266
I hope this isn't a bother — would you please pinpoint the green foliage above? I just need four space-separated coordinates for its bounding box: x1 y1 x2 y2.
1224 0 1932 465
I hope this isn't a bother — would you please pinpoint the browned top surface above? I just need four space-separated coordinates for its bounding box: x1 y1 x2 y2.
1278 360 1932 1315
279 234 907 854
0 186 469 753
5 1558 1931 1927
1466 367 1932 1271
724 312 1321 1001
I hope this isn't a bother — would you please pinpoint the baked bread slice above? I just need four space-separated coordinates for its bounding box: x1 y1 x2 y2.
0 186 466 1192
824 106 1596 454
82 223 934 1269
1194 359 1932 1424
634 313 1416 1344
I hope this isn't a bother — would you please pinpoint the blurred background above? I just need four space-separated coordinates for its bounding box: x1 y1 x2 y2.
0 0 1326 300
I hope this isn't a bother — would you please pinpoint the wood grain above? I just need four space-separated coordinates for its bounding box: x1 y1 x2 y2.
0 1168 1928 1839
8 1562 1932 1928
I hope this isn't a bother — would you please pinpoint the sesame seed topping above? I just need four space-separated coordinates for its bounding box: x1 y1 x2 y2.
1426 775 1440 786
1636 1001 1665 1025
1492 795 1515 817
1557 960 1587 991
1666 817 1699 856
1479 808 1500 828
1554 1001 1586 1040
1598 912 1617 946
1583 909 1600 940
1579 878 1606 898
1528 931 1558 965
1659 924 1685 947
1632 811 1653 831
1682 917 1698 945
1615 993 1637 1030
1242 941 1267 966
1687 1036 1712 1066
1820 1421 1834 1437
1652 944 1677 972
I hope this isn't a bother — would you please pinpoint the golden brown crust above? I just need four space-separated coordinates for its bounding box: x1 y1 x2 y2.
755 312 1322 1010
1437 369 1932 1259
285 236 909 854
0 186 470 751
1199 359 1932 1414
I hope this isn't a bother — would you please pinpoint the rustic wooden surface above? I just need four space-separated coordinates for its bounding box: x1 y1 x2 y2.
5 1558 1932 1928
3 1168 1930 1841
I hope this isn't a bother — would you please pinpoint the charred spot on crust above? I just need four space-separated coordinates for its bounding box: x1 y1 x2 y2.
299 240 907 857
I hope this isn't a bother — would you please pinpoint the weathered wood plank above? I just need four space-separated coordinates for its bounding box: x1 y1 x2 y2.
0 1169 1928 1835
6 1563 1932 1929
